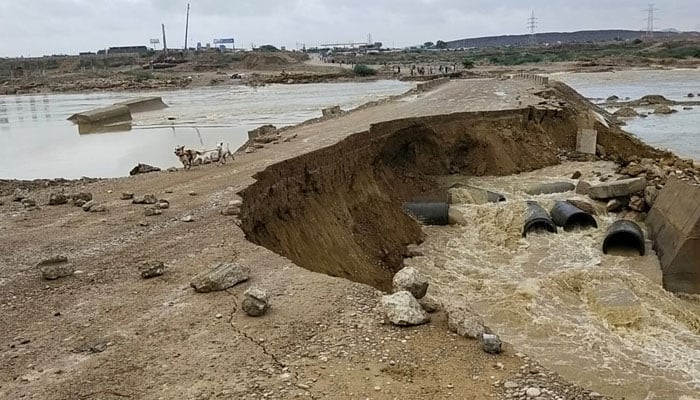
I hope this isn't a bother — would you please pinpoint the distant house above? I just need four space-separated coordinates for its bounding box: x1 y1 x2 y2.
106 46 149 56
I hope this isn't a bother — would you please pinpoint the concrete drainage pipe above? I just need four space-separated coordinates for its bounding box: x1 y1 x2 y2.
522 201 557 237
602 220 645 256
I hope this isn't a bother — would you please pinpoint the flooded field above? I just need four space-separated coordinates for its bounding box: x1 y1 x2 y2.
0 80 412 179
409 162 700 400
555 69 700 161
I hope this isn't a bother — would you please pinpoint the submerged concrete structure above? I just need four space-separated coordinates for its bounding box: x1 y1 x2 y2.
647 177 700 294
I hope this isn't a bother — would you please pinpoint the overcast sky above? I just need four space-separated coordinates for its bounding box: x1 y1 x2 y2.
1 0 698 57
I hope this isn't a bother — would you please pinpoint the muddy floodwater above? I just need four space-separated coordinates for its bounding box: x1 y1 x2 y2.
0 80 411 179
555 69 700 161
408 162 700 400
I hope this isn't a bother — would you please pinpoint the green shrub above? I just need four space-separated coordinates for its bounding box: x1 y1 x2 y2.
462 59 475 69
353 64 376 76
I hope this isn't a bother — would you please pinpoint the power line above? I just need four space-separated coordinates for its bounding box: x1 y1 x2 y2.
644 4 659 38
527 10 538 44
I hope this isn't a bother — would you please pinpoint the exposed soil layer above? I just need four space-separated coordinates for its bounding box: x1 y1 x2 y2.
239 99 665 291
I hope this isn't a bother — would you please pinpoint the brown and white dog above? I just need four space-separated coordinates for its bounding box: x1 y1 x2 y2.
174 145 200 169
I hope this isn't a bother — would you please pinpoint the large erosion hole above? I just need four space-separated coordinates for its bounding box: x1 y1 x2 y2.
238 107 663 291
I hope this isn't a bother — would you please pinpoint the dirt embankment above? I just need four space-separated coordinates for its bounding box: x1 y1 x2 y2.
238 94 665 291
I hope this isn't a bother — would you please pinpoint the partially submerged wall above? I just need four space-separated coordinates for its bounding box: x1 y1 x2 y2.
647 177 700 294
238 105 651 290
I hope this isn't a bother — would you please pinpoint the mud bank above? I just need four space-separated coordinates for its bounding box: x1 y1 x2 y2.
238 99 663 291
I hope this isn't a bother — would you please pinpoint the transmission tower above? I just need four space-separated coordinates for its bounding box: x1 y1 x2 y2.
527 10 538 44
644 4 658 38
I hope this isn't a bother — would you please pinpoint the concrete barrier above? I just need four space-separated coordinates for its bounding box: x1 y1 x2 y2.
115 97 168 113
416 77 449 92
67 105 132 125
647 177 700 294
512 73 549 86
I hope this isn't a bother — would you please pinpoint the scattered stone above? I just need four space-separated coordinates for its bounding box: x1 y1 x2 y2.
166 167 178 172
242 287 270 317
37 256 74 280
504 381 518 389
13 188 29 202
606 95 619 102
526 387 541 397
687 93 695 98
21 198 37 208
644 185 660 208
446 304 486 339
566 199 598 215
481 333 502 354
392 267 428 299
139 261 166 279
189 191 197 196
190 262 250 293
120 192 134 200
138 221 149 227
606 199 626 212
182 215 194 222
89 204 106 213
418 294 441 313
132 194 158 205
575 180 592 195
588 177 647 200
570 171 582 179
221 200 242 216
71 192 93 205
48 193 68 205
129 163 161 176
81 200 95 212
144 206 161 216
155 199 170 210
380 291 430 326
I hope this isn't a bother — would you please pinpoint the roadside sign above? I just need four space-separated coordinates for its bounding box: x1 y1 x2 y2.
214 38 235 44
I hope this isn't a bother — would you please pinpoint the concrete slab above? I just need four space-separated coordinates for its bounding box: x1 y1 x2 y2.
647 177 700 293
588 177 647 200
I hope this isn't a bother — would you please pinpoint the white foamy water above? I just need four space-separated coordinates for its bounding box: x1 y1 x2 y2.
408 162 700 400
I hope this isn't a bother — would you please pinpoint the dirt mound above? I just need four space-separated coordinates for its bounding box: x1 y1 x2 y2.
241 52 306 69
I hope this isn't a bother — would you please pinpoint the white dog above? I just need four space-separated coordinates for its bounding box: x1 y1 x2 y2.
216 142 233 164
193 149 220 165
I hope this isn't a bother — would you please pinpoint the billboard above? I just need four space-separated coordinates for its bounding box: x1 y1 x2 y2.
213 38 235 44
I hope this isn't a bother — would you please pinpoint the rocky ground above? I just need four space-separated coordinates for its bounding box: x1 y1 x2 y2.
0 77 678 399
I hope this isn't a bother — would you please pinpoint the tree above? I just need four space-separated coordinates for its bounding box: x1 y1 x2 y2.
423 41 435 49
353 64 376 76
258 45 279 52
435 40 448 49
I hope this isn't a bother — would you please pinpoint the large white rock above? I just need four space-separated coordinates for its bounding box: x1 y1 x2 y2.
392 267 428 299
380 291 430 326
447 304 486 339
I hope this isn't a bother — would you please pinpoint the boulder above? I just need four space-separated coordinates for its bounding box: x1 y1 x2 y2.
570 171 582 179
48 193 68 205
37 256 74 280
613 106 638 117
606 95 619 102
575 180 592 195
606 199 626 212
190 262 250 293
120 192 134 200
144 206 161 216
392 267 428 299
182 215 194 222
139 261 166 279
481 333 502 354
129 163 161 176
639 94 670 105
13 188 29 202
71 192 93 205
644 186 659 207
653 105 675 115
418 294 441 313
380 291 430 326
90 204 106 213
566 199 598 215
221 200 242 216
132 194 158 204
629 195 647 212
155 199 170 210
81 200 95 212
446 304 486 339
588 177 647 200
21 198 38 209
621 163 646 177
242 287 270 317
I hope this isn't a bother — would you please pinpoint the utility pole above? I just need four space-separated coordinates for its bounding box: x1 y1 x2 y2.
162 24 168 55
527 10 538 45
184 3 190 50
644 4 658 38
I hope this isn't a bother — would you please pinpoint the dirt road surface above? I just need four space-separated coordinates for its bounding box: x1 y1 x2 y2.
1 79 607 399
